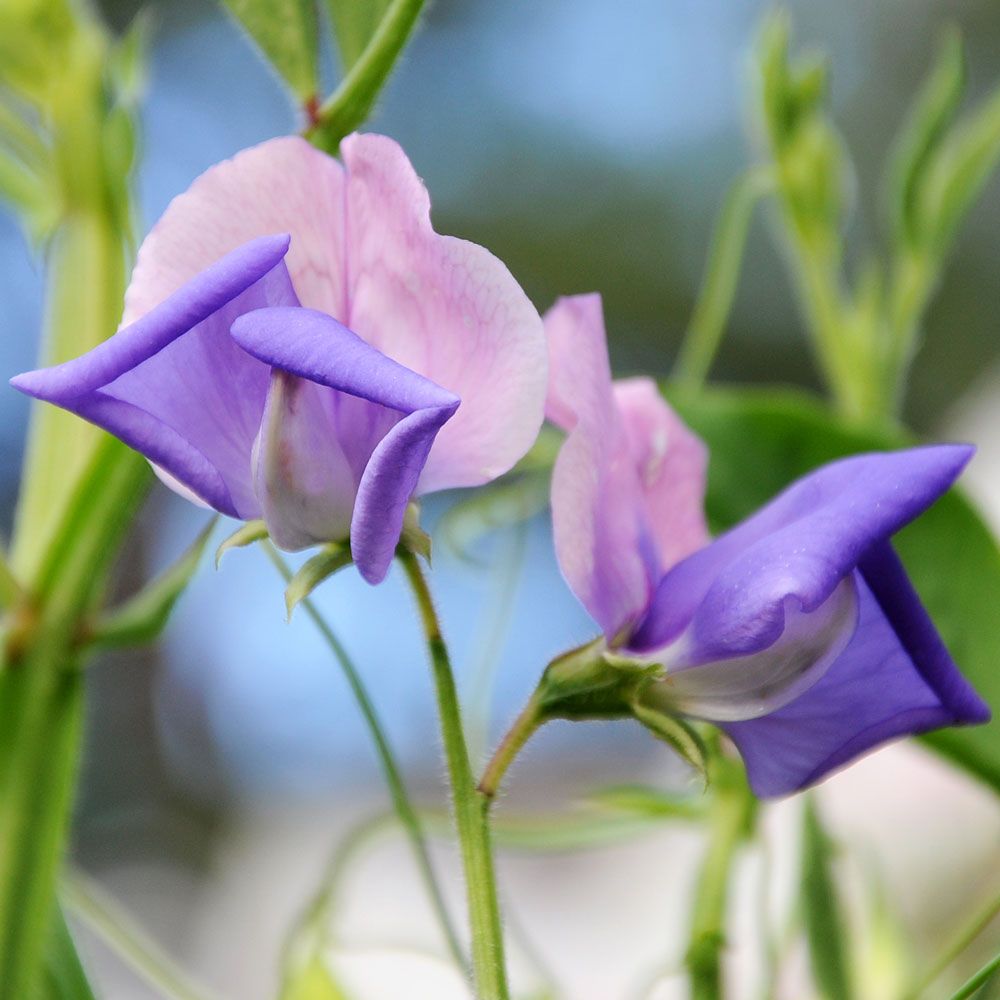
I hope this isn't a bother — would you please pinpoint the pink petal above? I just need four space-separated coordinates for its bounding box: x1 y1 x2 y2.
613 377 709 570
545 295 708 640
339 133 547 493
123 137 346 324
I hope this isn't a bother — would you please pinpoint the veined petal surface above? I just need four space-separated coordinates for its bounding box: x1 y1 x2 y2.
545 294 707 639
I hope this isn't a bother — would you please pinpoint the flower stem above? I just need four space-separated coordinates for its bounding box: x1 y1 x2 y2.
307 0 426 153
674 167 774 389
946 950 1000 1000
478 693 544 801
61 869 216 1000
261 542 466 973
905 880 1000 999
397 548 510 1000
685 752 755 1000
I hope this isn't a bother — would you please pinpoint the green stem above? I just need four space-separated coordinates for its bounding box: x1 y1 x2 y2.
674 167 774 388
948 951 1000 1000
477 693 544 801
685 754 754 1000
466 524 528 764
62 869 216 1000
261 542 465 973
0 439 149 1000
307 0 426 153
397 549 510 1000
906 881 1000 999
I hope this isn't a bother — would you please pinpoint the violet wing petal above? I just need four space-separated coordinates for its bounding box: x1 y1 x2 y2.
230 306 459 583
631 445 974 660
11 236 296 517
724 549 989 797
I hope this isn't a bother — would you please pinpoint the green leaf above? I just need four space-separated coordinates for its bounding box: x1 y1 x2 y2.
801 796 853 1000
284 543 352 620
585 783 706 821
324 0 390 72
221 0 319 102
669 384 1000 794
921 82 1000 256
85 518 217 650
885 27 965 249
215 519 268 568
37 906 95 1000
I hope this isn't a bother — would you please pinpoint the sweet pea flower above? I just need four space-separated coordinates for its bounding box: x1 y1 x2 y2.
544 294 989 796
12 134 546 583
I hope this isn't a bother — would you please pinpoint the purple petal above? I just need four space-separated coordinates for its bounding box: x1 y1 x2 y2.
631 445 975 658
724 548 989 797
11 236 296 517
230 307 459 583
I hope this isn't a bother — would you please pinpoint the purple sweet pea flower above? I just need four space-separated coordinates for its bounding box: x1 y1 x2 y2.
544 294 990 797
12 134 547 583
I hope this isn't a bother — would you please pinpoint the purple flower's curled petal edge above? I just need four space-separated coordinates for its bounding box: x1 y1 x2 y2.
339 133 547 493
631 444 975 660
544 295 708 640
231 306 459 584
11 235 296 518
723 545 990 797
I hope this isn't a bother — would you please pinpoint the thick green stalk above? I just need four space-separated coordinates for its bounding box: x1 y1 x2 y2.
262 542 466 973
685 755 754 1000
0 439 149 1000
398 549 510 1000
11 37 129 579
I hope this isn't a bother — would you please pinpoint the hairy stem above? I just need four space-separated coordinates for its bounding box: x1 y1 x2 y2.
262 542 465 972
397 549 510 1000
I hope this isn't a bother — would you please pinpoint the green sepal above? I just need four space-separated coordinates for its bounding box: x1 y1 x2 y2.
215 519 269 568
629 700 709 786
84 518 216 651
284 543 353 620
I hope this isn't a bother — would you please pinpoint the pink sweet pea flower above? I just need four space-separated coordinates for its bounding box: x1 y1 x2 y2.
12 134 546 583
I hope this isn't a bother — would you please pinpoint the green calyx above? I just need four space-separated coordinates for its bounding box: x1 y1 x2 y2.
480 640 710 799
